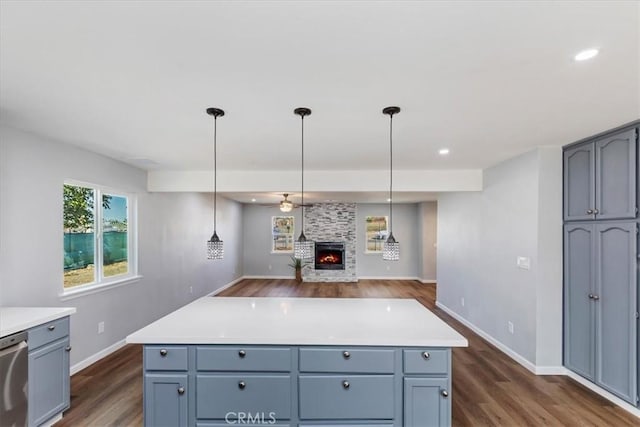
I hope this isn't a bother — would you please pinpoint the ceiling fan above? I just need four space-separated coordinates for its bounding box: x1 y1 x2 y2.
260 194 312 212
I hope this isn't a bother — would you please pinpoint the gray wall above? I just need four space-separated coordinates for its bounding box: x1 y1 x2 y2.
355 204 420 278
418 202 437 281
0 126 243 367
437 147 562 367
242 203 421 278
242 204 302 278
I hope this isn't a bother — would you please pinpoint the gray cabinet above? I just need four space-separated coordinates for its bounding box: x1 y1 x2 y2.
404 377 449 427
144 373 188 427
564 128 637 221
563 222 638 404
27 316 71 426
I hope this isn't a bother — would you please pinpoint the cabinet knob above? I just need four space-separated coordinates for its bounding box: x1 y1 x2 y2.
592 294 600 301
343 351 351 359
159 349 168 357
422 351 430 360
442 390 449 397
593 209 599 215
48 325 55 331
588 293 594 299
238 350 246 358
238 381 246 390
342 380 350 389
586 209 594 215
177 386 185 395
65 346 72 352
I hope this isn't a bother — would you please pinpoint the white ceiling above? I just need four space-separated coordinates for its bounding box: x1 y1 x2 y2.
1 1 639 202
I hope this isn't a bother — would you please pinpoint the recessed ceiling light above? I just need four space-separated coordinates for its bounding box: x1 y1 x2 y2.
251 198 256 202
574 48 599 61
439 148 450 155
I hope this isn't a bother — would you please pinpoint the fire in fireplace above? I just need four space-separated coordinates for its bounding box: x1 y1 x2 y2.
315 242 345 270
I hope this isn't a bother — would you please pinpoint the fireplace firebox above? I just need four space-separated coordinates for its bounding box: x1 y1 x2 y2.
315 242 345 270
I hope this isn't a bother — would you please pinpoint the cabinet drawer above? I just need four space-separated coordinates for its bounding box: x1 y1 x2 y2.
28 316 69 350
196 346 291 372
299 375 394 420
197 424 289 427
403 349 449 374
299 348 395 373
196 374 291 420
145 346 188 371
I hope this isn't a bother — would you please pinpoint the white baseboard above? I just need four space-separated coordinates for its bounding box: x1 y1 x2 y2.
70 339 126 375
240 275 294 280
435 301 539 374
358 276 422 281
436 300 639 419
565 370 640 418
208 276 246 296
419 279 437 284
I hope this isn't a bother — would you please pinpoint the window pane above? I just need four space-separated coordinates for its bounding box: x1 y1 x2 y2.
103 194 128 278
63 184 96 288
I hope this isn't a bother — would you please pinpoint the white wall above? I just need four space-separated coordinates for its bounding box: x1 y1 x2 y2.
437 147 562 368
241 203 421 279
0 126 243 366
418 202 437 282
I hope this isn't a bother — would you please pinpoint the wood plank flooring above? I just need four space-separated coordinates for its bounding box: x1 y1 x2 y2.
56 279 639 426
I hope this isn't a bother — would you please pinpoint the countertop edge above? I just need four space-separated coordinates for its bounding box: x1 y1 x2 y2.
0 307 76 338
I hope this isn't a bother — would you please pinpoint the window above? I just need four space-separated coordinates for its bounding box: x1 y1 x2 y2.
63 182 137 291
272 216 294 253
365 215 389 253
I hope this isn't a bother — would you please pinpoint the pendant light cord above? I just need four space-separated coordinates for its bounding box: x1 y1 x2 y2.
388 113 393 234
213 115 217 232
301 114 305 233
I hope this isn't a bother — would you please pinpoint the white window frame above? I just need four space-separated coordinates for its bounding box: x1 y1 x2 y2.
61 180 140 299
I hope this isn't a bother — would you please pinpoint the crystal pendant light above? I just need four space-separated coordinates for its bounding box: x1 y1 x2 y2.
293 107 314 260
382 106 400 261
206 107 225 260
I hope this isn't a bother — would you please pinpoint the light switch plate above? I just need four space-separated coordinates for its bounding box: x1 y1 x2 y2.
517 256 530 270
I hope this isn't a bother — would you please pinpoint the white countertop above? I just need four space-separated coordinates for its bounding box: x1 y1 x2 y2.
126 297 468 347
0 307 76 338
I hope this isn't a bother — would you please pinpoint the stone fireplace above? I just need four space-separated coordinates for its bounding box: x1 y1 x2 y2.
315 242 345 270
304 202 356 282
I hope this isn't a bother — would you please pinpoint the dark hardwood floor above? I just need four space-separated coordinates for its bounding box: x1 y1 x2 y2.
57 279 639 426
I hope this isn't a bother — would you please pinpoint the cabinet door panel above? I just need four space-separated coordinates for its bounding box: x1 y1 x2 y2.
28 338 70 426
564 143 595 221
564 224 596 379
595 129 637 220
595 223 638 404
144 374 188 427
404 377 449 427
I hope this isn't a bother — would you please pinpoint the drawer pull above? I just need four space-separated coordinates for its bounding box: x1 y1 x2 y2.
587 209 594 215
441 390 449 398
238 381 246 390
65 346 72 352
159 349 168 357
422 351 431 360
48 325 56 331
342 351 351 359
238 350 246 358
177 386 185 395
342 380 350 389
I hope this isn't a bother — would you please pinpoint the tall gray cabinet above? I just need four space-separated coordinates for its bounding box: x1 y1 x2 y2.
563 122 639 406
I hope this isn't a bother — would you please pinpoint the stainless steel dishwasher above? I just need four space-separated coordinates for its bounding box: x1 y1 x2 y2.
0 331 28 427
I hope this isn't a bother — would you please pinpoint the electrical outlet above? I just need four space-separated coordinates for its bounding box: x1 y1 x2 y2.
386 265 391 271
268 264 272 271
517 256 530 270
508 321 514 334
189 286 193 294
98 321 105 334
461 297 465 307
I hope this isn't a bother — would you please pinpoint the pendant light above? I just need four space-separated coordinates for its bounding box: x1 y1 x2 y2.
206 107 224 260
293 107 314 260
382 106 400 261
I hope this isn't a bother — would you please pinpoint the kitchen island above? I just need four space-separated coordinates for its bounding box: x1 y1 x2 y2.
126 297 467 427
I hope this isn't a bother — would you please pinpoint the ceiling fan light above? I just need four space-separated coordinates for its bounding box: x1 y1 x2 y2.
280 199 293 212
